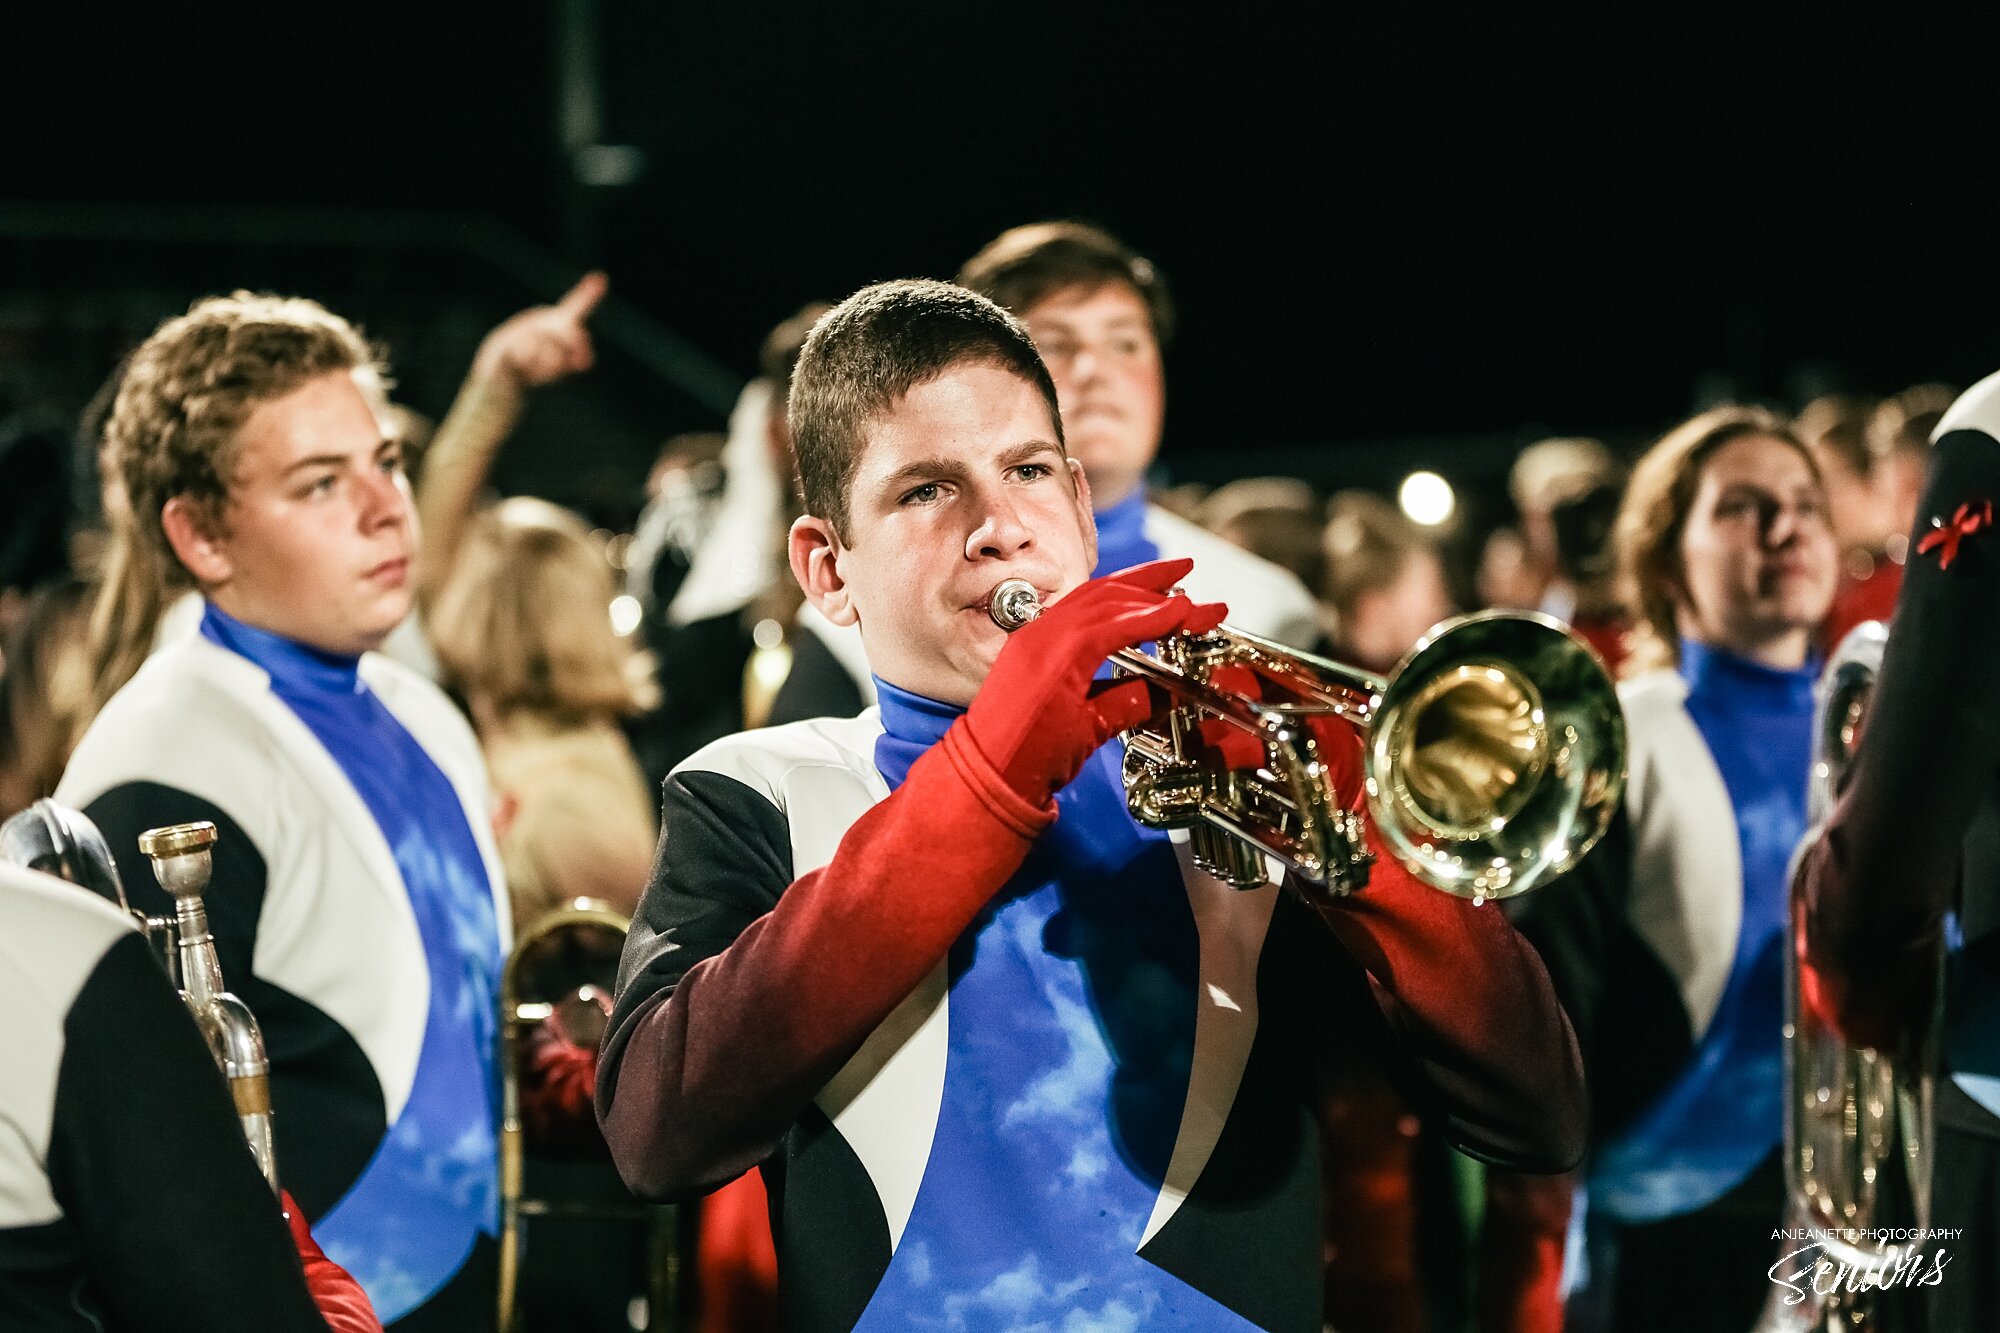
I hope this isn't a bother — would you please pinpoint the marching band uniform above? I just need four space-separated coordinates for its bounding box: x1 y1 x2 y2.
55 603 509 1331
1510 638 1818 1330
597 566 1584 1332
0 859 377 1332
1798 369 2000 1329
767 487 1324 724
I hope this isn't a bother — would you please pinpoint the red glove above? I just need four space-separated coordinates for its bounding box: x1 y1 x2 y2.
961 558 1225 809
281 1190 382 1333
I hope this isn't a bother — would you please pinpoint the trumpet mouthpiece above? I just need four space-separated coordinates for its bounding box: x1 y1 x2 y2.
988 579 1043 632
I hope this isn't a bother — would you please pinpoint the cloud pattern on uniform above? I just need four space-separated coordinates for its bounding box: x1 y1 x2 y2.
859 729 1259 1331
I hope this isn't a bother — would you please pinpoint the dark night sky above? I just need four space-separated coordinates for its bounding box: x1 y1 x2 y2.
9 3 2000 488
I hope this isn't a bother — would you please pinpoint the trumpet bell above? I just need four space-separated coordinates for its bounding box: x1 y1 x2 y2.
1371 613 1625 901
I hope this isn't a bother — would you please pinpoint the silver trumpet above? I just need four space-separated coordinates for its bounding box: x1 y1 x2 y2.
139 821 279 1192
987 580 1626 902
1756 622 1935 1333
0 803 277 1191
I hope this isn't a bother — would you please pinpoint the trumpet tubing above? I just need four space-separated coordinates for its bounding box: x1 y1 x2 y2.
986 580 1626 902
1758 620 1935 1333
139 821 280 1193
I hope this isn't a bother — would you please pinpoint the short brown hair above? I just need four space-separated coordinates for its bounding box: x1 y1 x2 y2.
787 279 1061 536
110 293 385 554
80 293 384 741
1612 405 1815 672
958 221 1175 346
1322 490 1430 621
430 497 658 726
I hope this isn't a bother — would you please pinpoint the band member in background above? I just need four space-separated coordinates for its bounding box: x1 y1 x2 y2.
1797 370 2000 1330
768 222 1321 723
596 279 1584 1331
1816 383 1958 646
1797 392 1900 648
55 294 509 1331
0 858 380 1333
1508 407 1839 1332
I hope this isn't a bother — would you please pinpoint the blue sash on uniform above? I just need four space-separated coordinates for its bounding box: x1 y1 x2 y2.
201 604 502 1323
1587 640 1815 1223
854 678 1258 1330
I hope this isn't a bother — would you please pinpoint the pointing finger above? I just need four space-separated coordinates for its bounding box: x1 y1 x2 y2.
555 271 609 324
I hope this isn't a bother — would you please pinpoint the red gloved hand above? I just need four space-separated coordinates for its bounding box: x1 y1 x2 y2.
1187 664 1369 813
281 1190 383 1333
960 558 1226 809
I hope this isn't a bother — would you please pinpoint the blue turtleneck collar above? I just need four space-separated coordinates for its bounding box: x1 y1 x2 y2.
1092 486 1155 576
199 601 365 697
1677 637 1818 709
873 676 963 790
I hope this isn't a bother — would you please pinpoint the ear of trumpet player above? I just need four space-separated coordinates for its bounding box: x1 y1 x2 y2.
987 560 1627 903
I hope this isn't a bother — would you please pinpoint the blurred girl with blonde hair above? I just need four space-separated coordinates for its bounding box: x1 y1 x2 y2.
430 496 658 930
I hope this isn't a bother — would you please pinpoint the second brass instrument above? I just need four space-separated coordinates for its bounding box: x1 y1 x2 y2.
987 579 1626 901
139 820 279 1192
0 804 278 1190
1755 621 1936 1333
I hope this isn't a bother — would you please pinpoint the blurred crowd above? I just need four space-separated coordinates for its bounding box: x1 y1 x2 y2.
0 219 1966 1333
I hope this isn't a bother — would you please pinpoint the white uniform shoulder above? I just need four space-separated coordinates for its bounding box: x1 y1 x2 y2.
1143 504 1322 647
674 711 890 877
1936 369 2000 443
0 860 135 978
1614 668 1700 817
58 635 285 826
674 710 889 809
0 863 138 1228
1613 665 1742 1038
1615 668 1690 725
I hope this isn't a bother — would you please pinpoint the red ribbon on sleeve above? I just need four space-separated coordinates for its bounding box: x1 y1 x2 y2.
1915 499 1994 571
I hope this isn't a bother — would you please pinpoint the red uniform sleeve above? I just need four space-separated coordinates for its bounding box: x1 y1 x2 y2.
1307 839 1588 1172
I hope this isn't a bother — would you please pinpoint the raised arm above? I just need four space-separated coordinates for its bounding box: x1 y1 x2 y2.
417 273 607 601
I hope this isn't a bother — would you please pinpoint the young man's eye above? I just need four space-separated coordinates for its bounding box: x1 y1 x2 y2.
379 448 405 475
1013 463 1054 481
900 482 943 506
303 474 338 498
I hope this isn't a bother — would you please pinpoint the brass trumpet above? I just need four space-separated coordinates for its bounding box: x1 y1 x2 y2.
988 580 1626 901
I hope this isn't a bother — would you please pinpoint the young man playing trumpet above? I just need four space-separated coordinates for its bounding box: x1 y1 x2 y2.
597 280 1585 1331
